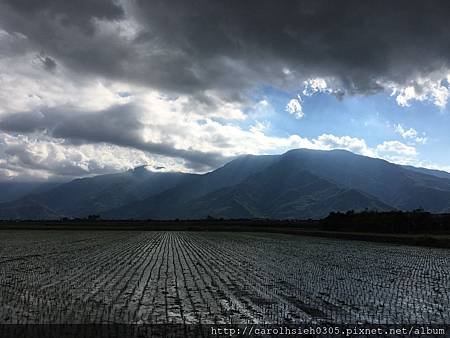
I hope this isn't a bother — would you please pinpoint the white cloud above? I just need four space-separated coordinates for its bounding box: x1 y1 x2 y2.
286 77 339 119
394 124 427 144
386 72 450 109
376 140 417 157
285 97 304 119
0 54 133 115
302 78 331 96
0 132 163 180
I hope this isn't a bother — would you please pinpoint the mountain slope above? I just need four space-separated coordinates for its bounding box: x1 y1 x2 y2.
105 154 278 219
276 149 450 212
402 165 450 180
0 181 62 203
0 167 189 219
182 170 392 219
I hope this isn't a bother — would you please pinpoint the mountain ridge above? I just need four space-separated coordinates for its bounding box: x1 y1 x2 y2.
1 149 450 220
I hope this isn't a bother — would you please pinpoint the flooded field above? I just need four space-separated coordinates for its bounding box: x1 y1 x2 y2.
0 231 449 324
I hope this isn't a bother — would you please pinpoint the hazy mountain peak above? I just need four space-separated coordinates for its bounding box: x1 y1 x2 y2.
129 164 151 172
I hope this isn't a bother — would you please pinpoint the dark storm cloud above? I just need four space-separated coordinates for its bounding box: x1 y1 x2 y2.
0 105 228 170
0 0 129 78
38 55 57 72
2 0 450 97
130 0 450 94
2 0 124 34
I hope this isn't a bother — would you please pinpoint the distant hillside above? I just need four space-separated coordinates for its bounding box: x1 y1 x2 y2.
1 149 450 220
0 198 60 220
0 181 61 203
0 167 189 219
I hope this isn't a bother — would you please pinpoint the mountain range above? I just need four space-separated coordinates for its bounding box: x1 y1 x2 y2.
1 148 450 220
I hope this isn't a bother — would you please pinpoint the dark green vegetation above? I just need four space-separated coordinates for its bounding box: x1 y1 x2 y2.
324 210 450 233
1 149 450 220
1 231 449 324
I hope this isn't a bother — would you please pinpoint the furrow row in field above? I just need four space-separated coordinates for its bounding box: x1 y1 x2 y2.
194 232 450 324
176 234 273 322
3 232 135 322
0 232 158 323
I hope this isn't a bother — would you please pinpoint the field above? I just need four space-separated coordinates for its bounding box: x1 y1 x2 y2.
0 230 449 324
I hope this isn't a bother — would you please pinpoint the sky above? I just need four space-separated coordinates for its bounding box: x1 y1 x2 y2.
1 0 450 181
